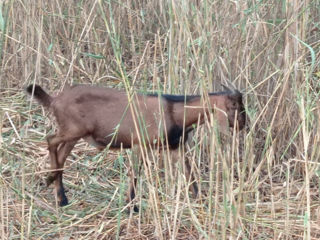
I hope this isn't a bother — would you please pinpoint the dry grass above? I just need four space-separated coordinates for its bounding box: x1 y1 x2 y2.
1 0 320 239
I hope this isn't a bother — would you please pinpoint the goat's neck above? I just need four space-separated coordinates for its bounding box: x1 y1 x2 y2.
172 96 218 128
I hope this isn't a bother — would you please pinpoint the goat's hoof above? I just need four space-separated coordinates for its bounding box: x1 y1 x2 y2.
46 175 56 186
59 197 69 207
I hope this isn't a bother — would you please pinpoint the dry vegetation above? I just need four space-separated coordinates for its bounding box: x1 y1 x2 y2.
1 0 320 239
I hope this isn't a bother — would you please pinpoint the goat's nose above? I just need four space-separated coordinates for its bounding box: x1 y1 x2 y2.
239 118 246 130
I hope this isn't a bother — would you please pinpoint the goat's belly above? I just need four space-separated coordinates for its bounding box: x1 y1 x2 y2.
83 135 132 150
83 136 107 150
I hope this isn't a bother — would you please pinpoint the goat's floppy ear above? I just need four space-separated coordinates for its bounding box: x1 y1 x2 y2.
213 104 229 135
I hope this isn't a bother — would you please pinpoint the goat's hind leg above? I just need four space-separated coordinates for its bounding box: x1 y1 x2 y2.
46 137 77 184
46 134 59 186
184 159 198 198
47 133 79 206
55 140 78 206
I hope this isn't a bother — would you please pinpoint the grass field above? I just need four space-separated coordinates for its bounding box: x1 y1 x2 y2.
1 0 320 239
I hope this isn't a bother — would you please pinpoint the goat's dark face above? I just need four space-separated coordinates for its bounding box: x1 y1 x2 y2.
226 92 246 130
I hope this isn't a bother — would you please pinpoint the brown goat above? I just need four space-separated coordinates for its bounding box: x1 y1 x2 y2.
26 84 245 208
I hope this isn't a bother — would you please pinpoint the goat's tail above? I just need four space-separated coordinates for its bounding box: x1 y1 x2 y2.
26 84 53 107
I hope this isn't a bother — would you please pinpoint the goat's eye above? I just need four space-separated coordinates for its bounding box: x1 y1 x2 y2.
230 102 237 108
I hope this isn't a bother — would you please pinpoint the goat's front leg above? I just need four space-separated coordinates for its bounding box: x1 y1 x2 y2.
184 158 198 198
171 148 198 197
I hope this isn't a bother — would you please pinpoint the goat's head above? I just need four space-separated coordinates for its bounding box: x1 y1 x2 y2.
211 89 246 133
225 90 246 130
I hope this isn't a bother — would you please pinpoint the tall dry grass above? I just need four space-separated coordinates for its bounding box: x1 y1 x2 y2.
1 0 320 239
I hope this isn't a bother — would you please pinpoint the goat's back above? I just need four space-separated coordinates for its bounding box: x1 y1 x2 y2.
51 85 172 148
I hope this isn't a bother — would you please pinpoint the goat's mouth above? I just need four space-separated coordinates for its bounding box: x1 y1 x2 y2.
229 117 246 130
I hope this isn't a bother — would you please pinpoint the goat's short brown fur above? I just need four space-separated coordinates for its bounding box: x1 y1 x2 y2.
26 84 246 208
